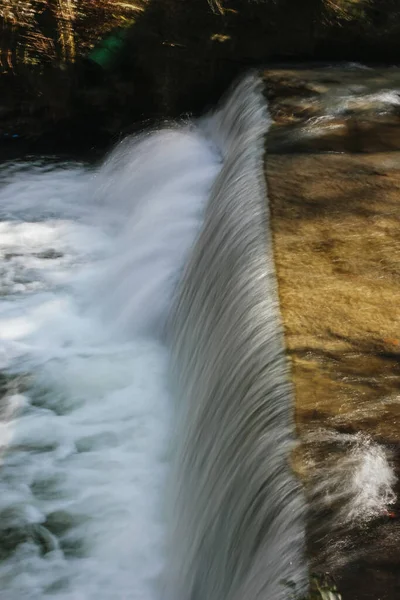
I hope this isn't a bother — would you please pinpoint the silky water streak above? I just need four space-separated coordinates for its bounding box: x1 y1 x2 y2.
0 127 221 598
167 74 308 600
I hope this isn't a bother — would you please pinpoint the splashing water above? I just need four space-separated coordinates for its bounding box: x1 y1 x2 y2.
309 431 397 526
0 75 311 600
0 125 220 599
348 438 396 522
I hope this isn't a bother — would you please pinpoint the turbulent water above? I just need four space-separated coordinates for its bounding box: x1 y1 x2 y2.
0 75 317 600
0 127 220 599
167 76 308 600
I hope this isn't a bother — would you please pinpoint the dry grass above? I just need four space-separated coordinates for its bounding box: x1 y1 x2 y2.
323 0 371 21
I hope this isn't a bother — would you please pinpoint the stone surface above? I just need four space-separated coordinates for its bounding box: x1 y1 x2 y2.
264 67 400 153
267 147 400 599
265 65 400 600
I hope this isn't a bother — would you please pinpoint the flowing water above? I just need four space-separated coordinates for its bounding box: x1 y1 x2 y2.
167 76 308 600
0 128 220 599
0 75 310 600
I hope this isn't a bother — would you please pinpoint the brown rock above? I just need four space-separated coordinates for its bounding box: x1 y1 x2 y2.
264 67 400 153
267 147 400 599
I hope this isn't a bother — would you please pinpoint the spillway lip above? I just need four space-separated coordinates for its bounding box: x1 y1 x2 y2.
166 72 308 600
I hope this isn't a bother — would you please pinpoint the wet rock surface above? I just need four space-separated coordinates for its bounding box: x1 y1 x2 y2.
266 67 400 600
264 67 400 153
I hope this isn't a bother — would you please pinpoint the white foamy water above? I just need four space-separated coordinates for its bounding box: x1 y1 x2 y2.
342 435 396 523
309 430 397 525
0 127 220 599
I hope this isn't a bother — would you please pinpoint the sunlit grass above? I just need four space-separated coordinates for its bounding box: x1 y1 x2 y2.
324 0 371 22
0 0 396 72
0 0 149 70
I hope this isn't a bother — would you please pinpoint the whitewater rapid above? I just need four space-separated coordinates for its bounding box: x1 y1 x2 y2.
2 73 393 600
0 128 220 599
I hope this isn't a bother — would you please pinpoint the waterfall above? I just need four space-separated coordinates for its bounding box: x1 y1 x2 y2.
0 127 220 599
0 73 307 599
167 74 308 600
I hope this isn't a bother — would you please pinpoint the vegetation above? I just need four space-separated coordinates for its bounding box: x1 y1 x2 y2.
0 0 398 73
306 575 342 599
0 0 146 71
282 573 342 599
0 0 399 152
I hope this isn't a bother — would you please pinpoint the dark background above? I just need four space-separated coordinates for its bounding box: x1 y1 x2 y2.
1 0 399 155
